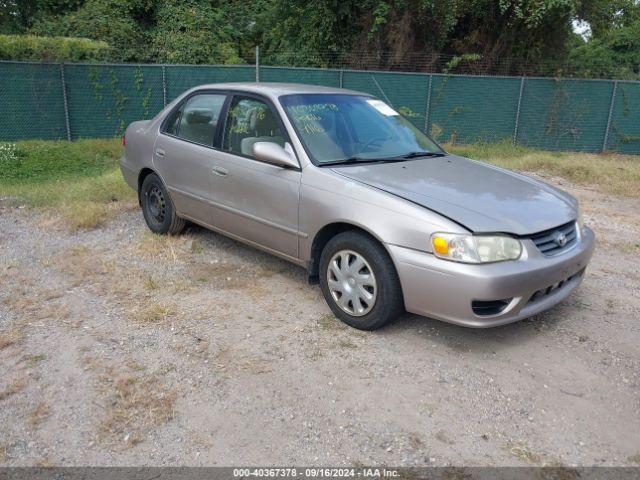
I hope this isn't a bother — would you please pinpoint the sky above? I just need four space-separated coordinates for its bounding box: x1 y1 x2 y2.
572 19 592 40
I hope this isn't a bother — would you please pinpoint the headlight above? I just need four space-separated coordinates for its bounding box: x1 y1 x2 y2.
430 233 522 263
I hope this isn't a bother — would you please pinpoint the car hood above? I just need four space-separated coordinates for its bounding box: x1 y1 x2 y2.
331 155 577 235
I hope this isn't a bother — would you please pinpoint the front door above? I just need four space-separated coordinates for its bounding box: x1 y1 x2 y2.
153 92 226 223
208 94 301 259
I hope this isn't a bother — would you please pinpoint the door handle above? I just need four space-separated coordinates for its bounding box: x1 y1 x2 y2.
156 148 165 157
212 166 228 177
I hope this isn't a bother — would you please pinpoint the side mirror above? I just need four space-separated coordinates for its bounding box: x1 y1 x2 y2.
252 142 299 169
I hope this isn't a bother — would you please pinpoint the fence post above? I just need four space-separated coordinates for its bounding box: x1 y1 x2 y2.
339 69 344 88
513 77 525 145
424 74 432 134
59 63 72 142
602 80 617 152
370 75 393 106
162 65 167 107
255 46 260 82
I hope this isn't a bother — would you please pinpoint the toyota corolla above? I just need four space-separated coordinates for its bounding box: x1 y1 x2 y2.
120 83 595 330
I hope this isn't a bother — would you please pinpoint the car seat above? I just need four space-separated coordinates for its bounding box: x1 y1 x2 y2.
240 107 285 156
180 109 215 145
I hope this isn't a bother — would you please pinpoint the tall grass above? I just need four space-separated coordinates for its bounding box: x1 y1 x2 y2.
0 139 135 230
448 140 640 197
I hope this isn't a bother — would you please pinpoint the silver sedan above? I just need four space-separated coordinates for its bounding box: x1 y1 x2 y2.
120 83 595 329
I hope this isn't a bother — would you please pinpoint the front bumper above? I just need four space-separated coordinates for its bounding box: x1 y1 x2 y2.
389 226 595 328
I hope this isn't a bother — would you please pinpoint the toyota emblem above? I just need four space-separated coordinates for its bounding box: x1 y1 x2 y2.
555 232 567 247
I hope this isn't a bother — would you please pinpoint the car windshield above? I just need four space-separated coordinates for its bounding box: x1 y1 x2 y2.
280 93 444 165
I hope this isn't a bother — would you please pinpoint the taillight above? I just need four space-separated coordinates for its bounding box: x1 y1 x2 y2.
122 134 126 147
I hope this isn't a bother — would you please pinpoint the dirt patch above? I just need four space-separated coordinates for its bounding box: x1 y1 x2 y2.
0 177 639 466
98 367 176 447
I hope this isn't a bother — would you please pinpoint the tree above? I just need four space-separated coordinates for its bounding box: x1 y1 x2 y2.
151 0 243 64
26 0 255 63
569 17 640 79
30 0 153 62
3 0 638 77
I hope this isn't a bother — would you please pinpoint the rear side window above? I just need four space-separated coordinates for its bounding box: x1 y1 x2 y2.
163 93 226 146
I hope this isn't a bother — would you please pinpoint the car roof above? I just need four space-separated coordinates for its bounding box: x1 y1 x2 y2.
189 82 366 98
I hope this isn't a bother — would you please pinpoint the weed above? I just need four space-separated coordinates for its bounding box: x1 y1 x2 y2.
28 402 51 428
24 354 46 369
338 339 359 349
100 371 176 445
0 330 23 350
134 302 176 324
317 313 344 331
137 232 190 260
407 432 424 450
143 276 158 290
0 377 26 401
434 429 455 445
505 442 542 464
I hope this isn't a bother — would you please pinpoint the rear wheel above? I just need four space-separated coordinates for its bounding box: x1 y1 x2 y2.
140 173 185 235
319 231 404 330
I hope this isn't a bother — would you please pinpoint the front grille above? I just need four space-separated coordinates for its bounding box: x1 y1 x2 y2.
527 269 584 304
472 298 512 316
527 221 578 256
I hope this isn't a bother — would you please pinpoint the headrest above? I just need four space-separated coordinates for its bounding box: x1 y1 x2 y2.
248 107 278 134
185 109 213 125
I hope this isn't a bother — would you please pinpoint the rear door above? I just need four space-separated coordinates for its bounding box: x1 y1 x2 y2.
207 93 302 259
153 91 227 223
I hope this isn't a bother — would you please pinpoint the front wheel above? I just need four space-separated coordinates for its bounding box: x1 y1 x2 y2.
140 173 185 235
319 231 404 330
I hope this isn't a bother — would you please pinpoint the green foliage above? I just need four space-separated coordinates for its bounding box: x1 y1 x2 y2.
569 19 640 79
25 0 251 63
0 139 134 230
29 0 153 62
258 0 361 66
0 139 120 183
0 34 110 61
1 0 638 79
257 0 583 71
150 0 243 64
443 54 482 74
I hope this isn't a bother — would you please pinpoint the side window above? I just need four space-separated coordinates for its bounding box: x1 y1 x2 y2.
163 106 182 136
164 93 226 145
223 96 285 158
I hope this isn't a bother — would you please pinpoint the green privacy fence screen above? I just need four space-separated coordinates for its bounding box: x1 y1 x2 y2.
1 61 639 154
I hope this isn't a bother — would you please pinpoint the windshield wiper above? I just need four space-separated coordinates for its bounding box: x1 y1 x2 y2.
401 151 447 159
319 151 445 166
318 156 400 167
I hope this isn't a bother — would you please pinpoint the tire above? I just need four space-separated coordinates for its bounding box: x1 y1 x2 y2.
140 173 185 235
319 230 404 330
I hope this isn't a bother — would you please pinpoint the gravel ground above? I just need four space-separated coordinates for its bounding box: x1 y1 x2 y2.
0 174 639 467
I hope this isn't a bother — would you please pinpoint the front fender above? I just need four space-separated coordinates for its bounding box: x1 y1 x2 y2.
298 166 467 265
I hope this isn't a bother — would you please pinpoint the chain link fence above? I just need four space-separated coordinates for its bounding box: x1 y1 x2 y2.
1 60 639 154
